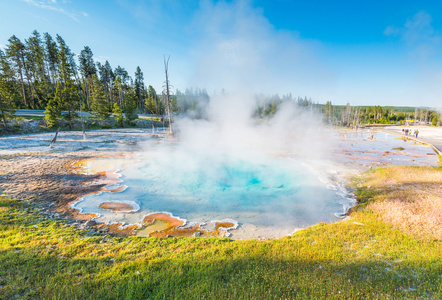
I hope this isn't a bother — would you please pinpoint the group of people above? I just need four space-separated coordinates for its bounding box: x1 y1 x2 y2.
402 128 419 138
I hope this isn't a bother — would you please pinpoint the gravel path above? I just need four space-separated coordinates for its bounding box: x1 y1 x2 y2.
378 125 442 155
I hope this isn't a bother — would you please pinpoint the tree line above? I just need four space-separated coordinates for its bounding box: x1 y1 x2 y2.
0 30 169 129
253 96 441 127
1 30 440 130
319 102 441 127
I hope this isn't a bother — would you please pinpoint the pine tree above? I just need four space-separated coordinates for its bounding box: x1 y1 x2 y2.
113 103 123 128
25 30 47 108
79 46 96 78
0 78 16 129
114 66 129 85
44 82 62 128
114 76 124 107
123 88 137 122
144 92 155 114
44 33 58 88
97 60 114 105
56 34 74 85
60 79 79 128
90 75 110 125
0 49 21 111
134 66 144 111
0 49 15 86
79 46 96 109
146 85 158 114
6 35 28 107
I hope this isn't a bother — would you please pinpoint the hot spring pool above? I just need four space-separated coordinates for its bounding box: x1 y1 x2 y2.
72 129 438 239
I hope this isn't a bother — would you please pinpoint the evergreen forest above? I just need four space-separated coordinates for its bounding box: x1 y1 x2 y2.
0 30 440 131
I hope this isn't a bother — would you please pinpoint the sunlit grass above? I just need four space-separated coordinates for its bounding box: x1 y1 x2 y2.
354 165 442 240
0 165 441 299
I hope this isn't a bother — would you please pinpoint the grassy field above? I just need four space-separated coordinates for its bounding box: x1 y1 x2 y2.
1 165 441 299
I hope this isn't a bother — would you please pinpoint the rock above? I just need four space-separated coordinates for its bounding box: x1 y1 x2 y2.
193 231 202 237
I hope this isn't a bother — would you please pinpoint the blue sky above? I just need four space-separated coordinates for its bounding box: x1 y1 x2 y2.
1 0 441 107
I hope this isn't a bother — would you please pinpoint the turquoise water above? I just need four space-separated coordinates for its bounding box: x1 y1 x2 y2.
74 149 350 239
73 129 438 239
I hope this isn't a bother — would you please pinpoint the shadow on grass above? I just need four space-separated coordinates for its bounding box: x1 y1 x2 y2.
1 243 440 299
1 199 441 300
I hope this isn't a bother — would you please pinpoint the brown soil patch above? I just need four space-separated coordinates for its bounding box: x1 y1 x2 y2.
0 152 101 213
96 222 139 236
142 213 236 238
143 213 185 228
0 150 137 236
99 202 137 212
148 223 201 238
214 222 235 230
106 186 127 193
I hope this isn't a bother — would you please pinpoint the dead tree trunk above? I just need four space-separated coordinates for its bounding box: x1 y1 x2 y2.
49 128 60 148
164 56 173 134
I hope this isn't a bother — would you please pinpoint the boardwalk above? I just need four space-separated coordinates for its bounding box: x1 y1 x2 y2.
378 126 442 155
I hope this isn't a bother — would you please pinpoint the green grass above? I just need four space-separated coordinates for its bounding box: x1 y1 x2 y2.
0 175 441 298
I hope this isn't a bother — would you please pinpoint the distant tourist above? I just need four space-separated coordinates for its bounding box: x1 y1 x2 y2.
415 130 419 138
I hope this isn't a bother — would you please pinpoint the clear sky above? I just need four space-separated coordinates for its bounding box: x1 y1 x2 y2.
1 0 441 107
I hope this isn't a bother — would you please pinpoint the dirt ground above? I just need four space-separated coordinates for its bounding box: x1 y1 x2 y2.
0 129 159 234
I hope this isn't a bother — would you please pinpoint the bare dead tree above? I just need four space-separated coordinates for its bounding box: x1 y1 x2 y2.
163 55 173 134
49 127 60 148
